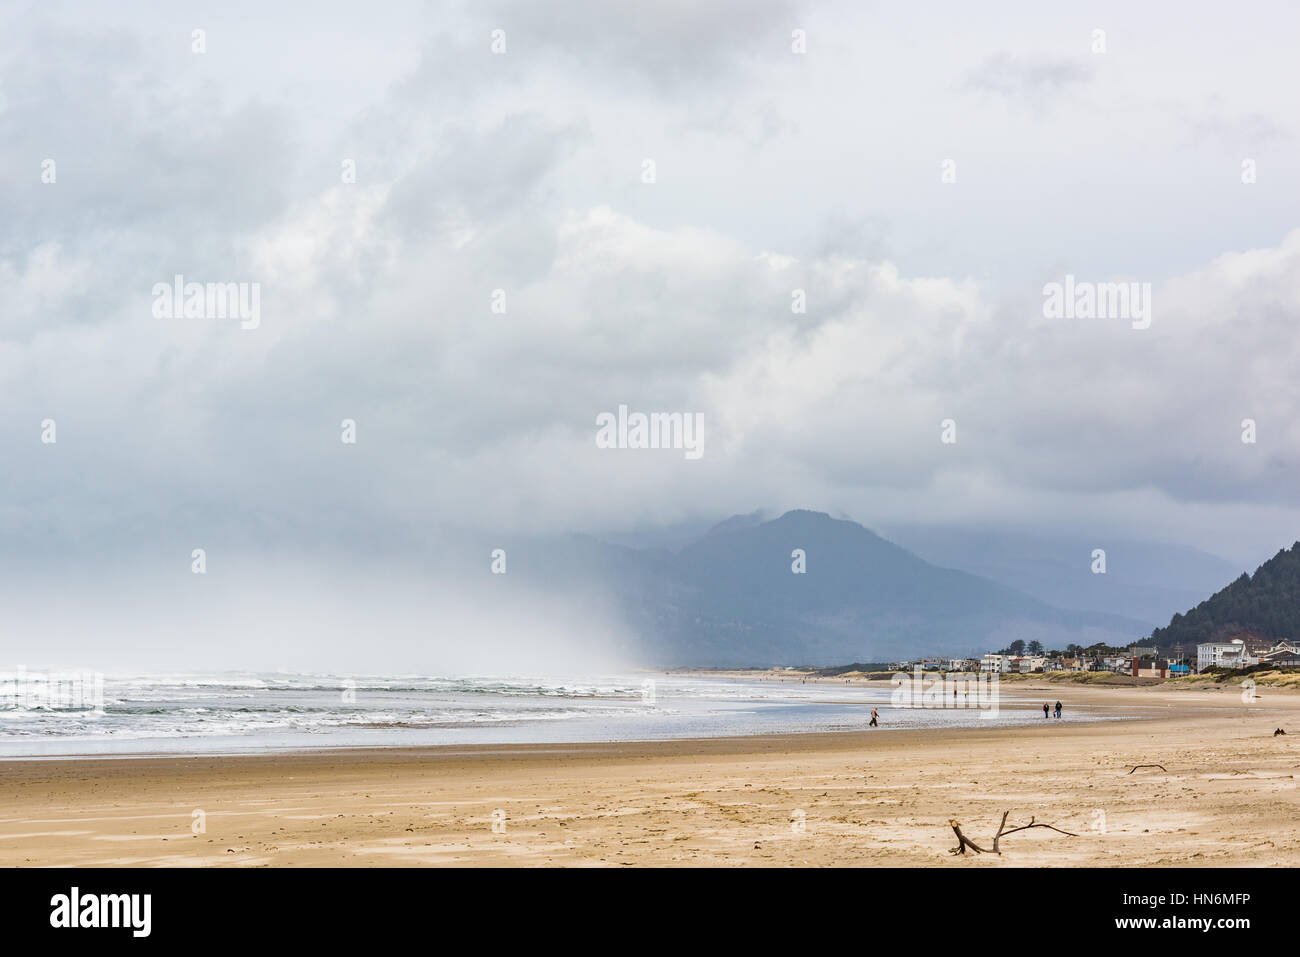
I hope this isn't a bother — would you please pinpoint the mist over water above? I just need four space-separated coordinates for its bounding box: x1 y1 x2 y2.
1 551 640 675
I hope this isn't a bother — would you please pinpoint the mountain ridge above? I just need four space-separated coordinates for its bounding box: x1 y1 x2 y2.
1149 542 1300 648
492 509 1150 666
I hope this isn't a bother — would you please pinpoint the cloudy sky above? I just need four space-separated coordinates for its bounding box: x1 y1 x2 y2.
3 1 1299 663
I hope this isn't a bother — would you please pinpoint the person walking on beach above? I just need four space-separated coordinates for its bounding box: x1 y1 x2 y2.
869 708 879 728
1054 700 1062 719
1043 702 1050 719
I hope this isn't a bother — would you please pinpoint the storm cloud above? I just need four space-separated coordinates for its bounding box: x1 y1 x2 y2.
3 1 1300 665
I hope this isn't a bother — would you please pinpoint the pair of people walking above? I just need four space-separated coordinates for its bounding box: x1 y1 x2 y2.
1043 701 1063 719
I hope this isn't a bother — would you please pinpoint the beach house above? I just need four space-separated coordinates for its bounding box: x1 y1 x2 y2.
1196 639 1255 672
1256 640 1300 669
1130 657 1170 678
980 654 1011 674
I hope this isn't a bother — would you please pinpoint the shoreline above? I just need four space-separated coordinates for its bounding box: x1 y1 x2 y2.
0 707 1159 762
0 670 1190 764
3 682 1298 866
0 673 1191 763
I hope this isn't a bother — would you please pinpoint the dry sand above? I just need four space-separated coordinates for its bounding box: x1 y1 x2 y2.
3 681 1299 867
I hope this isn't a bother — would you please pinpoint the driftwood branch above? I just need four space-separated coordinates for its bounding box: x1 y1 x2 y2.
948 810 1076 855
948 820 992 855
992 813 1076 852
1127 764 1168 774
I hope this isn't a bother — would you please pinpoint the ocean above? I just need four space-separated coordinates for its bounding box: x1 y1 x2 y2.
0 670 1110 757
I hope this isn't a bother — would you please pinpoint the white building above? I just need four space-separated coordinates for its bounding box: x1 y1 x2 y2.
981 654 1012 674
1196 639 1255 672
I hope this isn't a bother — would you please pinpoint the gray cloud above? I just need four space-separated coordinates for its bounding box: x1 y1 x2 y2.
3 0 1300 624
481 0 804 92
961 52 1093 110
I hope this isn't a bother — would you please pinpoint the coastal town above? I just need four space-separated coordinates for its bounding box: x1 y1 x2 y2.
892 637 1300 678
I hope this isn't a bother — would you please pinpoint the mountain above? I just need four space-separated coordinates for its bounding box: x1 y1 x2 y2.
881 524 1245 629
494 510 1151 667
1149 542 1300 648
702 511 768 538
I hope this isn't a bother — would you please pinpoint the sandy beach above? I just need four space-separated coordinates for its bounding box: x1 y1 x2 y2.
3 681 1298 867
